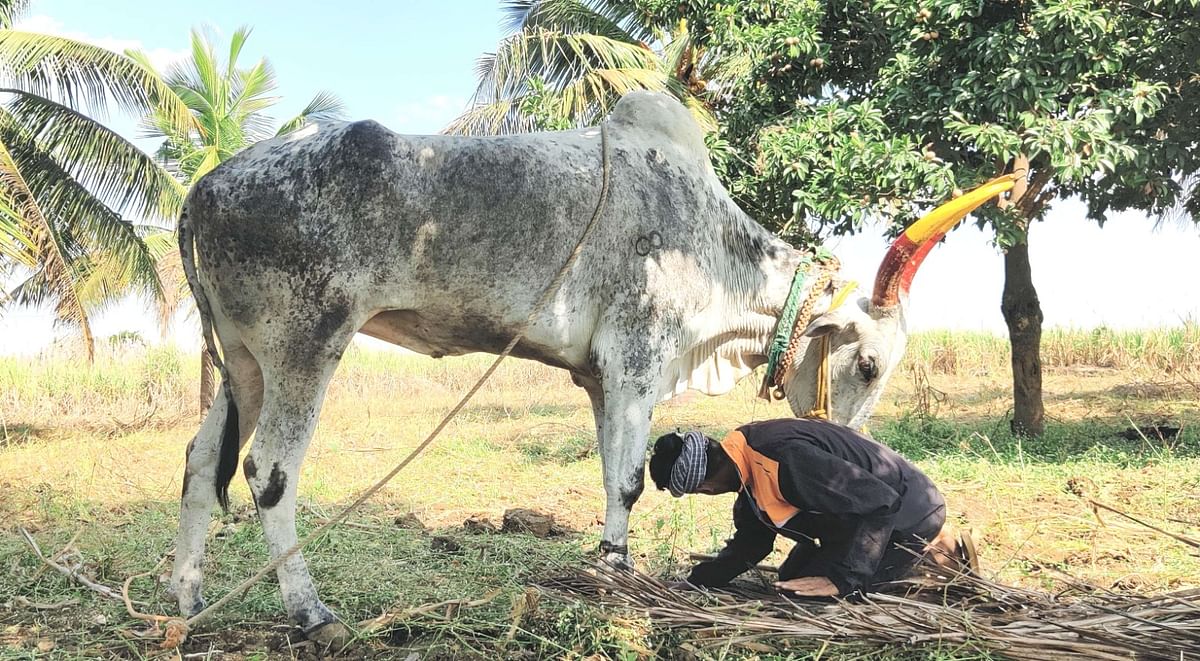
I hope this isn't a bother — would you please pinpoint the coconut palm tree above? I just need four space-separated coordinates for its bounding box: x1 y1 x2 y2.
131 27 344 187
0 0 191 360
448 0 716 135
130 26 345 412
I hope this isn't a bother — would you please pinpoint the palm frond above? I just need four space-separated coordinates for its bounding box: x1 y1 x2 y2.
544 562 1200 661
188 146 222 184
501 0 654 43
481 30 656 100
444 98 540 136
226 25 253 79
557 66 670 119
0 0 31 29
660 19 693 82
0 31 191 135
469 28 665 130
143 228 188 337
230 58 278 113
0 188 35 266
0 131 94 358
4 128 162 306
6 90 186 225
187 29 222 116
275 90 346 136
680 92 718 133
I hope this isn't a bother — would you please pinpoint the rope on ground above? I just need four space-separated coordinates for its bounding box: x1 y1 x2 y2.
120 551 186 649
155 122 614 649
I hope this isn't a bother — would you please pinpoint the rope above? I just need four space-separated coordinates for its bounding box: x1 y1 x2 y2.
766 255 840 402
757 256 812 398
804 278 858 420
807 334 832 419
159 122 614 647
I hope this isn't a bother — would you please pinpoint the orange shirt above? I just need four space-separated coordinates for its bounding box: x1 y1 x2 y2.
720 430 801 527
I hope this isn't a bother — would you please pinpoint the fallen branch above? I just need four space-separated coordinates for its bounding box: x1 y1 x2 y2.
20 528 122 602
13 596 79 610
358 589 503 634
29 530 81 582
1066 479 1200 549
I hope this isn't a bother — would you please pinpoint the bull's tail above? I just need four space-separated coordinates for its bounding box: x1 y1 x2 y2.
178 202 241 511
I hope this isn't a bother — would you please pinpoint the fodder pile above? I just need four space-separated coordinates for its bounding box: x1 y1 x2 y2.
540 562 1200 660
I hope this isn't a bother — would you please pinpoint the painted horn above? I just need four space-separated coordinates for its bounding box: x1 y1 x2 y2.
871 173 1020 308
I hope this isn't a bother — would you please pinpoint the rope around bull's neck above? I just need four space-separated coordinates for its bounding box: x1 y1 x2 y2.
760 254 840 408
161 122 614 646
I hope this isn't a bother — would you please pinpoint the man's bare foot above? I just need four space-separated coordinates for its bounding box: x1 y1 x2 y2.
924 521 978 574
774 576 839 597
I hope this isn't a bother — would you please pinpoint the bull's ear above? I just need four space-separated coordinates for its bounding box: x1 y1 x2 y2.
803 307 857 338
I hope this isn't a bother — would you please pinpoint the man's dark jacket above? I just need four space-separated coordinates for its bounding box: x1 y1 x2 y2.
688 418 945 595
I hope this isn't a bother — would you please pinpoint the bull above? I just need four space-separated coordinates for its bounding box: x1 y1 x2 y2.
172 91 1011 640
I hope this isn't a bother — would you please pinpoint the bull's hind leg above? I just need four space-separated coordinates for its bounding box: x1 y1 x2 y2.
173 344 264 616
245 325 358 641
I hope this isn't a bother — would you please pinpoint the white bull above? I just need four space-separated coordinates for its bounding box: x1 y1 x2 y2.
173 91 1005 640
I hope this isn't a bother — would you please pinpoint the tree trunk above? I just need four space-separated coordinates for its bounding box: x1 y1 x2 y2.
1001 234 1044 436
199 348 215 417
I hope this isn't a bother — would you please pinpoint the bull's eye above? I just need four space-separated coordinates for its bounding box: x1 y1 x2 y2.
857 356 879 381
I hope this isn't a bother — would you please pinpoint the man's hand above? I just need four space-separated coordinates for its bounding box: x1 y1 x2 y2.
774 576 839 597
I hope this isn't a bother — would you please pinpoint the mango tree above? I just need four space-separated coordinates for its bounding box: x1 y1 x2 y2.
663 0 1199 434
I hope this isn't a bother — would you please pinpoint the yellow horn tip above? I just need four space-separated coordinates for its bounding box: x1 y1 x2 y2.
903 175 1019 243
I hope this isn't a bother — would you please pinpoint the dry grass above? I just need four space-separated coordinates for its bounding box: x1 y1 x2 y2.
906 322 1200 375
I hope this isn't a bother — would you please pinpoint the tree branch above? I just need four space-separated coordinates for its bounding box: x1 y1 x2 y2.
1017 168 1053 218
19 527 123 601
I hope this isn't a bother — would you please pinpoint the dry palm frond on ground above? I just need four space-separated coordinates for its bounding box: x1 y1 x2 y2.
539 562 1200 660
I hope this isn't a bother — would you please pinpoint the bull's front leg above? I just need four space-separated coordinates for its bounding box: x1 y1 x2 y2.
595 376 660 568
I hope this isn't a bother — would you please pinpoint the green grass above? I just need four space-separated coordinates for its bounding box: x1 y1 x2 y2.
1 329 1199 659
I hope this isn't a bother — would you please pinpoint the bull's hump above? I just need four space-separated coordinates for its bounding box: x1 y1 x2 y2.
607 91 707 159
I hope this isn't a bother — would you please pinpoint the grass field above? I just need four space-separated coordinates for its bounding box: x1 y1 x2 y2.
1 326 1198 659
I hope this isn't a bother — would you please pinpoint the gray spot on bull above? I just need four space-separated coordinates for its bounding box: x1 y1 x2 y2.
311 297 351 348
243 455 257 479
620 469 645 510
258 463 287 509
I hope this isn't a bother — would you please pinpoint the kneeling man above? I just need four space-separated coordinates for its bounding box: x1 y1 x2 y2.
649 418 974 597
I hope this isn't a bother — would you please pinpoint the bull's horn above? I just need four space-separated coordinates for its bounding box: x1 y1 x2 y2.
871 173 1020 307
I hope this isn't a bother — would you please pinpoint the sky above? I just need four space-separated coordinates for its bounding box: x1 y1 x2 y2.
1 0 1198 356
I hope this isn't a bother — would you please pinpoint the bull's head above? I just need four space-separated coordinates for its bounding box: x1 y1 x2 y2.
781 175 1019 428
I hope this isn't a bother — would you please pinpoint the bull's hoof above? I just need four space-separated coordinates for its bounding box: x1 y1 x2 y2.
602 551 634 570
305 620 353 650
599 542 634 570
169 584 205 618
181 597 206 618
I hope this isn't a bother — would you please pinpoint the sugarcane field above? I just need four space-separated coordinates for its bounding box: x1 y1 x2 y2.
2 1 1199 660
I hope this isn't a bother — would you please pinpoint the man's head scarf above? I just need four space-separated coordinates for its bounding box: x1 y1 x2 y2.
668 431 708 497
